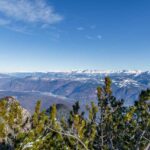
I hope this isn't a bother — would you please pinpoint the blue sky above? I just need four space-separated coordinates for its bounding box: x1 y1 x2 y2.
0 0 150 72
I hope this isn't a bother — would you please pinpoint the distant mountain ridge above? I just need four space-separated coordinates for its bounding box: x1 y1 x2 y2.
0 70 149 111
2 69 146 75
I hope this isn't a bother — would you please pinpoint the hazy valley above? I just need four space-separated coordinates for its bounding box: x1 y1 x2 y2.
0 70 149 112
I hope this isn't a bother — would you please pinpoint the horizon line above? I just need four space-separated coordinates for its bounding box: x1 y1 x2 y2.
0 69 149 74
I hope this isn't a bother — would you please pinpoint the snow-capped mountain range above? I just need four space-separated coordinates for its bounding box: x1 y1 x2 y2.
0 70 149 112
61 69 143 74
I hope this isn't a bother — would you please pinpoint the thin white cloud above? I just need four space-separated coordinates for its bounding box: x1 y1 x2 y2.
77 27 84 31
97 35 102 40
0 0 63 25
86 35 94 40
7 25 32 35
86 35 102 40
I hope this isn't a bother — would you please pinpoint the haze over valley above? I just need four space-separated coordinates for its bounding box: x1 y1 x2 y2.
0 70 149 112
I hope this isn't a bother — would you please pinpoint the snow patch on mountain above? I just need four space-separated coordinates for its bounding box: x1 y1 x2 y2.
117 79 139 87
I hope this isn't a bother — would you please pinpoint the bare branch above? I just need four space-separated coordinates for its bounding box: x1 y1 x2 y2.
46 127 89 150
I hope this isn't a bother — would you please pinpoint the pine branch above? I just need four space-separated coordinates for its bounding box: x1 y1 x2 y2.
46 127 89 150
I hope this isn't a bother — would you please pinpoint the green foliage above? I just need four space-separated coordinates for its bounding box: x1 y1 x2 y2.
0 79 150 150
0 123 6 138
0 98 25 149
94 77 150 150
35 100 41 114
32 101 48 136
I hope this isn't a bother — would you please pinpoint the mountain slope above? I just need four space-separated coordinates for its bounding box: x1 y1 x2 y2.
0 70 149 111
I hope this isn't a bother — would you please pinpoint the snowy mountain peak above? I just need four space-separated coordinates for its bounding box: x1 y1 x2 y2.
65 69 143 75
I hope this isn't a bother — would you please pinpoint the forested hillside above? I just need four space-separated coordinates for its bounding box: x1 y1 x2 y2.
0 77 149 150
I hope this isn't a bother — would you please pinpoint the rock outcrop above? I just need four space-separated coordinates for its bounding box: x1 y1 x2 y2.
0 96 31 149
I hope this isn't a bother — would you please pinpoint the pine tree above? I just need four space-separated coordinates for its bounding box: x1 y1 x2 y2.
4 78 149 150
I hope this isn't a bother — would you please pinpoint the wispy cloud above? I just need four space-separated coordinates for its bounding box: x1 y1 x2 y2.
86 34 102 40
97 35 102 40
86 35 94 40
0 0 63 32
7 25 32 35
77 27 84 31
